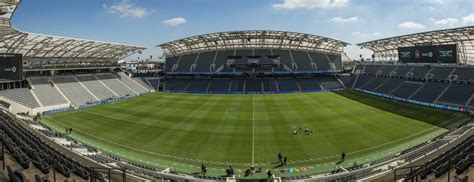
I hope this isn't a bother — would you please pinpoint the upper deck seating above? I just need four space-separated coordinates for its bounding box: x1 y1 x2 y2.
29 77 69 106
291 50 314 71
194 52 216 72
309 52 331 71
174 54 197 72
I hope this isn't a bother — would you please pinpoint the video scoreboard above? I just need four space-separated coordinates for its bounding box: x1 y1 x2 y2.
398 44 457 64
0 53 23 80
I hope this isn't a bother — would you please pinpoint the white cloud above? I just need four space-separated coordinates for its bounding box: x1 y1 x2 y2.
352 32 383 38
273 0 348 9
424 0 444 11
430 17 459 25
330 16 361 23
398 21 426 29
372 32 383 36
163 17 187 26
103 0 153 18
462 13 474 24
427 0 444 4
352 32 370 37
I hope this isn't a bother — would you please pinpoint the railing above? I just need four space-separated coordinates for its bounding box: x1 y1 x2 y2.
162 88 345 95
355 88 471 113
41 92 149 115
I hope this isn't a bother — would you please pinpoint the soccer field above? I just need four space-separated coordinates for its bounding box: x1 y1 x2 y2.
43 90 469 177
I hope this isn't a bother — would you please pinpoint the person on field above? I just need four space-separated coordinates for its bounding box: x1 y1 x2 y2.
245 165 255 177
245 168 251 177
283 156 287 165
267 170 273 180
278 153 282 163
226 166 234 176
293 126 299 135
340 152 346 162
201 164 206 175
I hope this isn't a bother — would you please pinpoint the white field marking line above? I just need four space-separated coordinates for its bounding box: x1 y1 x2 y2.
294 94 464 159
47 114 447 166
224 108 272 121
116 103 165 120
46 117 208 163
45 96 465 166
81 103 164 121
252 95 255 165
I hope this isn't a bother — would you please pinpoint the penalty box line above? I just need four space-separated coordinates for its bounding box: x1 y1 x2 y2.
252 95 255 165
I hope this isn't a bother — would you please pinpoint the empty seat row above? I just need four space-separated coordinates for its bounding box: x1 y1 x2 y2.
29 77 69 107
51 76 98 107
76 75 117 101
405 136 474 180
95 74 136 96
0 88 40 108
0 111 90 180
165 49 341 73
164 77 342 93
116 72 150 94
353 64 474 107
354 64 473 82
0 73 152 109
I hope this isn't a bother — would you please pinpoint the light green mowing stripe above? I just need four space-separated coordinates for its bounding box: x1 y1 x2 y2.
42 91 469 179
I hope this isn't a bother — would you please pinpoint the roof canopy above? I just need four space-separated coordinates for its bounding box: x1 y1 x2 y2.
0 0 145 70
158 30 349 57
357 26 474 65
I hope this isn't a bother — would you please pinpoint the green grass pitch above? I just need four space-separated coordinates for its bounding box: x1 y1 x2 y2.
42 90 469 178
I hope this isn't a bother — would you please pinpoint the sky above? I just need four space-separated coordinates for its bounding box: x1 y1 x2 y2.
11 0 474 61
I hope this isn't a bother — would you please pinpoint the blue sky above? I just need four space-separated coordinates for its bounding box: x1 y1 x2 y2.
12 0 474 61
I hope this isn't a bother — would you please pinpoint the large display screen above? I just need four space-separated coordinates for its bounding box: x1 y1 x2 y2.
398 44 457 64
0 53 23 80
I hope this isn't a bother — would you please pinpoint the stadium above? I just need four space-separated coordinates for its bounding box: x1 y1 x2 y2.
0 0 473 181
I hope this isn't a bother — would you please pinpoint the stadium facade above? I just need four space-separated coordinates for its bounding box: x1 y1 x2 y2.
159 30 348 94
348 26 474 115
0 0 153 115
0 0 472 181
358 26 474 65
